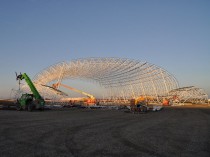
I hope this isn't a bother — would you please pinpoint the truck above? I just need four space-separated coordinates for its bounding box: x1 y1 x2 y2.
16 73 45 111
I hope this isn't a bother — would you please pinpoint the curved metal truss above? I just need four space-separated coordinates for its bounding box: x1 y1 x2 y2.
168 86 208 105
25 58 179 100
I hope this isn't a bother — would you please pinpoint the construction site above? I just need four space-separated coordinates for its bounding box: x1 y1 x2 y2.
7 58 209 107
0 57 210 157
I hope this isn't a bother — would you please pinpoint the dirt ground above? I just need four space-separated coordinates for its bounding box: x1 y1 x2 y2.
0 106 210 157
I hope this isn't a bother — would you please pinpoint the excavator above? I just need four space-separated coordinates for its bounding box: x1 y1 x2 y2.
15 73 45 111
52 83 96 106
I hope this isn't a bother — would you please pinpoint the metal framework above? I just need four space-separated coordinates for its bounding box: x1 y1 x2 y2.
168 86 208 105
27 58 179 101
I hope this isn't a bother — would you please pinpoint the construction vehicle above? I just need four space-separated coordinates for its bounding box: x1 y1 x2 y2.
15 73 45 111
130 97 148 113
52 83 96 106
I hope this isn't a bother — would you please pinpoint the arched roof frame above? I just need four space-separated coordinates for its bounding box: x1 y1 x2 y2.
32 58 179 99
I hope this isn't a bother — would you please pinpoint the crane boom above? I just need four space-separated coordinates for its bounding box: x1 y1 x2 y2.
17 73 42 100
52 83 95 99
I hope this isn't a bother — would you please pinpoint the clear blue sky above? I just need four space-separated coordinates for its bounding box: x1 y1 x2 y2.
0 0 210 99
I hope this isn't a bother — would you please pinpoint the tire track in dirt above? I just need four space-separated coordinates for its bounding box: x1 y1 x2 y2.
1 108 210 157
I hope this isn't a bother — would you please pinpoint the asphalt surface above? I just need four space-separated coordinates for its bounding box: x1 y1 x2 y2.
0 107 210 157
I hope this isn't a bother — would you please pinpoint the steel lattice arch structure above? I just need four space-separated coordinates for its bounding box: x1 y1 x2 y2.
168 86 208 104
27 58 179 101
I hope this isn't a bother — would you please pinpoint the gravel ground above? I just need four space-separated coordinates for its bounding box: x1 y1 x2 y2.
0 106 210 157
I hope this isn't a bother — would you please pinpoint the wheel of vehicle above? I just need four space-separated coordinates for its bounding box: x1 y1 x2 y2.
28 102 34 112
143 106 147 113
16 102 22 111
39 107 44 111
22 105 27 110
140 107 144 113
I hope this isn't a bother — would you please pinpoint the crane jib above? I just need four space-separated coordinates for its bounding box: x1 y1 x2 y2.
21 73 42 100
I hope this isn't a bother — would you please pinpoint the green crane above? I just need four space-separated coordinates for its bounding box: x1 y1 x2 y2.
16 73 45 111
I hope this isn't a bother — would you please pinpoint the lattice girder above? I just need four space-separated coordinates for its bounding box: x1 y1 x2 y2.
30 58 179 99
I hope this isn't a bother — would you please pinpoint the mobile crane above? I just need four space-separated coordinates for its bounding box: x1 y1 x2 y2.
52 83 96 106
16 73 45 111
